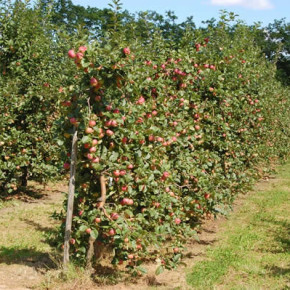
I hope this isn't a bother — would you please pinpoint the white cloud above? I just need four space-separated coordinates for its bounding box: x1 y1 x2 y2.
210 0 274 10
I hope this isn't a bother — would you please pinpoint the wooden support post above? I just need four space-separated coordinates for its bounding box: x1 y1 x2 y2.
63 128 78 268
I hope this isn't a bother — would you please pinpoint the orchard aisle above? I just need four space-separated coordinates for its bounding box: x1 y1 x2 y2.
0 183 66 290
185 162 290 290
0 163 289 290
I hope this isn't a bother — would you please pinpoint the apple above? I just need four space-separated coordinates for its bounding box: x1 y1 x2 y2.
106 129 114 136
70 238 76 245
63 162 70 170
162 172 170 179
120 170 126 176
90 77 98 87
89 147 96 153
113 170 120 177
175 218 181 225
136 96 145 105
128 254 134 259
121 185 128 192
148 135 155 142
75 52 83 61
88 120 96 127
92 157 100 163
78 46 87 53
173 247 179 253
86 228 92 234
111 213 119 220
123 47 130 55
95 217 101 223
127 164 134 170
87 153 93 160
92 139 98 145
69 117 77 125
85 127 94 134
68 49 76 58
108 228 116 236
120 198 129 205
111 120 118 127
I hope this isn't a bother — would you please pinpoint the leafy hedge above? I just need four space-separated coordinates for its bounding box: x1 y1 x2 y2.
55 16 290 274
0 1 74 194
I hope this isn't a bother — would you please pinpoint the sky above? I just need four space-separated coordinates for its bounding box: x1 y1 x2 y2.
71 0 289 26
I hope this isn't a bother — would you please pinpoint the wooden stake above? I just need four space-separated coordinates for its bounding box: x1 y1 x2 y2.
63 128 78 268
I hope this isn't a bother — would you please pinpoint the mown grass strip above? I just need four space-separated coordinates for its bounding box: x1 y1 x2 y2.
186 162 290 290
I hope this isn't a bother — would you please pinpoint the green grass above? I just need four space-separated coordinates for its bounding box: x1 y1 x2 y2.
187 162 290 290
0 188 62 266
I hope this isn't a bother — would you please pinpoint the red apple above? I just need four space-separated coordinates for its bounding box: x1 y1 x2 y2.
90 77 98 87
63 162 70 170
78 46 87 53
113 170 120 177
68 49 76 59
89 147 96 153
111 213 119 220
92 157 100 163
85 127 94 134
123 47 130 55
120 170 126 176
106 129 114 136
88 120 96 127
127 164 134 170
108 228 115 236
69 117 77 125
70 238 76 244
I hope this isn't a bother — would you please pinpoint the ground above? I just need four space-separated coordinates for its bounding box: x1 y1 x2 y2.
0 162 289 289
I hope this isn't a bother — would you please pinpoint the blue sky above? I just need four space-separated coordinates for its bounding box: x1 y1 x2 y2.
71 0 289 26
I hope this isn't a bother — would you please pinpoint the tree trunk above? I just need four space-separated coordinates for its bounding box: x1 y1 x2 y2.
63 128 78 268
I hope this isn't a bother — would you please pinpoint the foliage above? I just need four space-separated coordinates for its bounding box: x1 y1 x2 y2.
0 0 73 194
54 12 290 274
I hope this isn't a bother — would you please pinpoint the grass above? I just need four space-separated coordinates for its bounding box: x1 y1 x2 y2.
0 165 289 289
186 162 290 290
0 182 63 267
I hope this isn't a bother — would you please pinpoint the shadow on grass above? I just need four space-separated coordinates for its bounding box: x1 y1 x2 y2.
21 218 60 252
0 219 61 272
258 217 290 254
0 246 59 271
1 182 64 203
265 265 290 277
1 186 46 202
22 218 58 235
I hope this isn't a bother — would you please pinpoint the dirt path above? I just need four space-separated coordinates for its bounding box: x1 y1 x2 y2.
0 168 288 290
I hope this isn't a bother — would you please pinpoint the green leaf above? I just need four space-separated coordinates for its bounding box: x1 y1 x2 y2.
155 265 164 275
90 229 98 239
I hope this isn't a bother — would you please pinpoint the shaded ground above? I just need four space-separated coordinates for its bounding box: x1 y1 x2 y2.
0 163 289 289
0 182 67 290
